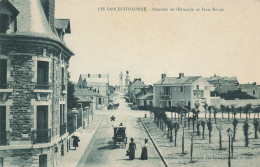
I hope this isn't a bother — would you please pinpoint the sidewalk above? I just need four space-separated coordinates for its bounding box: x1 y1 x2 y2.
58 115 104 167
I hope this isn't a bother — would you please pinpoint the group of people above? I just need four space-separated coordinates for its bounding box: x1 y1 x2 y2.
127 138 148 160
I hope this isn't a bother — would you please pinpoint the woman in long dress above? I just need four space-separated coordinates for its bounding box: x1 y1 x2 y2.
128 138 136 160
141 139 148 160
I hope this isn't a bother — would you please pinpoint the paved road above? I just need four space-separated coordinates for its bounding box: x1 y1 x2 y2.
77 94 165 167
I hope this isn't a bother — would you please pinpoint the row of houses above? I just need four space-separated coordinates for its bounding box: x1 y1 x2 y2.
75 73 115 110
127 73 260 110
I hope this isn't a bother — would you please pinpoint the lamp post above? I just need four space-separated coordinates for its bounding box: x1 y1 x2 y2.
226 128 233 167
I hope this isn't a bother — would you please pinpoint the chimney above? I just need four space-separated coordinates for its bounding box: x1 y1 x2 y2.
161 73 166 79
252 82 257 85
179 73 184 78
41 0 55 32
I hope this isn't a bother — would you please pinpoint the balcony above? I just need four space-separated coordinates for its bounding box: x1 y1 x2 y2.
61 85 67 94
60 123 67 136
0 83 12 91
32 129 51 144
159 92 172 100
35 82 52 90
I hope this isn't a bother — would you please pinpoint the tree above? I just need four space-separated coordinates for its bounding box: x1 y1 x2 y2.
226 106 231 121
208 106 212 121
67 72 78 110
253 117 259 139
168 121 173 142
207 121 213 143
243 121 250 147
201 121 206 139
238 107 243 119
232 119 238 141
173 122 180 147
231 105 236 120
196 121 201 136
216 123 223 150
220 105 225 119
203 102 208 119
245 104 252 121
213 106 218 124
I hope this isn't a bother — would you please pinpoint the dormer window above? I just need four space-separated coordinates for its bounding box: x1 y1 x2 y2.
0 14 8 33
0 1 19 33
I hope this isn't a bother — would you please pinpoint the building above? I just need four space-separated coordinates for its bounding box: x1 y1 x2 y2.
153 73 211 109
125 70 130 87
136 86 153 109
207 75 239 93
0 0 74 166
74 87 106 110
77 74 109 105
239 82 260 99
127 78 146 103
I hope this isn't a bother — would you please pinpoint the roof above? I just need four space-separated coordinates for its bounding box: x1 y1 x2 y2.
10 0 60 41
239 84 259 89
55 19 71 33
74 87 103 97
208 75 237 81
129 79 146 88
77 96 93 103
80 74 109 84
154 76 201 86
137 93 153 100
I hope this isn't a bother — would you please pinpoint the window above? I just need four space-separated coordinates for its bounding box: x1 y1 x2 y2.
61 67 65 89
0 14 8 33
253 90 256 95
196 85 199 90
98 74 101 78
37 61 49 89
0 59 7 89
60 104 65 124
39 154 47 167
180 86 183 92
98 97 102 104
0 106 6 146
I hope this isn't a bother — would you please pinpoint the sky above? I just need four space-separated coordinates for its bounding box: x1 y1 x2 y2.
55 0 260 86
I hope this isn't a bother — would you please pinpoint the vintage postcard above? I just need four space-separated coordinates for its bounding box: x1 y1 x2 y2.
0 0 259 166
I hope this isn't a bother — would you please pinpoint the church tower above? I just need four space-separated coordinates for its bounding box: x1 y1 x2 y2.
125 70 130 87
119 71 124 88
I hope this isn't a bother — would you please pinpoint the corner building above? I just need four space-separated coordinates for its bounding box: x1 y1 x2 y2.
0 0 74 166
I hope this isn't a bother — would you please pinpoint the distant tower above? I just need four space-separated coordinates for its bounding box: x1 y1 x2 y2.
119 71 123 88
125 70 130 87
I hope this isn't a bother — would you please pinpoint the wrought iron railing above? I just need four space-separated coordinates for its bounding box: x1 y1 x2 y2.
32 129 51 144
67 114 76 135
60 123 67 136
62 85 66 91
35 82 51 90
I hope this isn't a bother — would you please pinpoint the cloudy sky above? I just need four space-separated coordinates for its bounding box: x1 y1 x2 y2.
55 0 260 85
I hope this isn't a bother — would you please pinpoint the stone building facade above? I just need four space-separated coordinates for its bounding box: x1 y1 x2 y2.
0 0 74 166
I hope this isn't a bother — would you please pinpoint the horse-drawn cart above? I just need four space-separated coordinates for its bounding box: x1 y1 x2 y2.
112 126 127 147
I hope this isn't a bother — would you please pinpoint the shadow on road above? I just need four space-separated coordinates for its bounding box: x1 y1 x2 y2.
97 141 126 150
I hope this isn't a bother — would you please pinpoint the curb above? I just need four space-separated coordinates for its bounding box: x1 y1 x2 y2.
139 118 169 167
76 115 104 167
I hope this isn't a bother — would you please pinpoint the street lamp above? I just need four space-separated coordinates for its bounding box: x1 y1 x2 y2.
226 128 233 167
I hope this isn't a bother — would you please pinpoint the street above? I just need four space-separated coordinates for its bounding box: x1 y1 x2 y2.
77 94 165 167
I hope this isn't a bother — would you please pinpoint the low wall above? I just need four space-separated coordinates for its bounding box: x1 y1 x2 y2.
210 97 260 107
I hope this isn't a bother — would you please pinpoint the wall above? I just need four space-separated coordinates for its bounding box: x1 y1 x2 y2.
210 97 260 107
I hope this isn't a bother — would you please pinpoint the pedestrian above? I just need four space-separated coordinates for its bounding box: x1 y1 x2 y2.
141 139 148 160
72 135 80 150
127 138 136 160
